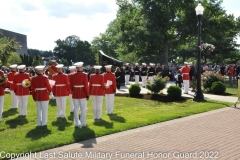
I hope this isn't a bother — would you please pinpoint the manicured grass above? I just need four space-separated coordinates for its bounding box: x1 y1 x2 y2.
222 80 238 97
0 94 232 157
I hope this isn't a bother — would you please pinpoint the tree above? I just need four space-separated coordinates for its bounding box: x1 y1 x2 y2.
9 52 22 65
0 37 21 65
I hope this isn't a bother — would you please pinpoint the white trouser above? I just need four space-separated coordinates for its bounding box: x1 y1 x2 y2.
135 75 139 84
73 98 87 126
69 94 74 112
17 95 28 116
36 101 49 126
10 90 18 108
0 96 4 121
55 96 67 118
105 94 114 114
183 80 189 93
92 96 103 119
141 76 147 87
148 76 154 83
125 75 130 85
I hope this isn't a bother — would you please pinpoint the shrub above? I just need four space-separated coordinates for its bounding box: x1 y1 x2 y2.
211 81 226 95
146 77 167 94
167 86 182 98
129 84 141 95
202 71 224 91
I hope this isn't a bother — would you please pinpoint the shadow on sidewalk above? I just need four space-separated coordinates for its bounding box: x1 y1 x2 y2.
73 126 96 148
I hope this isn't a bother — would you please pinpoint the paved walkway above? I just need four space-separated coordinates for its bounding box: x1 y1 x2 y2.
16 81 240 160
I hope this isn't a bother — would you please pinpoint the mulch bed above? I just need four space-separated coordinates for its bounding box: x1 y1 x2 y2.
115 93 188 102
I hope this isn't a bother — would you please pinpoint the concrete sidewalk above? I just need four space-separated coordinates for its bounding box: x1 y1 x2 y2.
15 81 240 160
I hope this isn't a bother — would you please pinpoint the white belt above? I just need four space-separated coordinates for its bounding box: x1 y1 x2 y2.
135 71 139 72
55 84 66 86
35 88 46 90
149 72 153 73
8 81 13 83
74 85 84 88
92 84 101 86
182 73 189 74
17 83 22 85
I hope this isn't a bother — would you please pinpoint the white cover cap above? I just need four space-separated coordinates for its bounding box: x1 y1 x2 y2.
51 60 56 62
126 63 129 65
10 64 17 68
135 63 139 65
56 64 64 68
69 66 76 70
74 62 84 67
94 65 102 69
142 63 146 66
35 65 45 71
105 65 112 68
150 63 154 66
184 62 188 65
17 65 26 69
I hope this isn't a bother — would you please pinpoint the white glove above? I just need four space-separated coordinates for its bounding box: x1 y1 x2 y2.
50 92 55 99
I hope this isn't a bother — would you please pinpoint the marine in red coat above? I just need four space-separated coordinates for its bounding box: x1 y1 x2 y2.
70 62 89 126
31 66 53 126
0 70 7 121
7 64 18 108
103 65 116 114
68 66 76 112
52 64 69 118
89 66 105 119
13 65 31 116
180 62 191 94
45 60 58 79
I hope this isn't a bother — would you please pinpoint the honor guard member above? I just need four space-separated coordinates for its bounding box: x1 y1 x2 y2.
124 63 130 85
7 64 19 108
103 65 116 114
134 63 140 84
180 62 191 94
0 70 7 121
68 66 76 112
70 62 89 127
31 66 53 126
148 63 156 83
45 60 58 79
13 65 31 116
140 63 147 88
89 65 105 119
52 64 70 118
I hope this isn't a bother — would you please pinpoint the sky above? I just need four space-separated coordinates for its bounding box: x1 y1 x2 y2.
0 0 240 51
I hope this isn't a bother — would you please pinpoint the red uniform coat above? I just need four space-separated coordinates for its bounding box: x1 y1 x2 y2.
68 73 74 94
31 75 52 101
70 72 89 99
13 72 31 96
7 71 17 91
228 67 234 76
89 74 105 96
0 71 7 96
45 65 58 79
52 73 70 97
180 66 191 80
103 72 116 94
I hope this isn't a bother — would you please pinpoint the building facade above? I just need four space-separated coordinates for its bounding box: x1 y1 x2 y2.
0 28 27 55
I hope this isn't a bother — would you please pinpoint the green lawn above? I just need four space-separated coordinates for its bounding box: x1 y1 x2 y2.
223 80 238 97
0 94 232 158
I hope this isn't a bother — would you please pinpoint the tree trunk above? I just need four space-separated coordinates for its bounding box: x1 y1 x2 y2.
164 43 169 65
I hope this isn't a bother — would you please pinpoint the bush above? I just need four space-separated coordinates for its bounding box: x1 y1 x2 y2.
146 77 167 94
211 81 226 95
129 84 141 95
202 71 224 91
167 86 182 98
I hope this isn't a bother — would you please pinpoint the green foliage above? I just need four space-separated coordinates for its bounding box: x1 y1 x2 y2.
167 86 182 98
9 52 22 65
20 54 33 66
146 77 167 94
211 81 226 95
128 84 141 95
202 71 224 90
0 37 21 65
32 55 43 67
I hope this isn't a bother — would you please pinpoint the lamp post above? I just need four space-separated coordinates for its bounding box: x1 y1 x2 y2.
193 3 204 102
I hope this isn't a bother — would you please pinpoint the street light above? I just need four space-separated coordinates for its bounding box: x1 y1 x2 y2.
193 3 204 102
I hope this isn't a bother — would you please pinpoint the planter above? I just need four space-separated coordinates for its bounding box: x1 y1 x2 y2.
203 49 211 55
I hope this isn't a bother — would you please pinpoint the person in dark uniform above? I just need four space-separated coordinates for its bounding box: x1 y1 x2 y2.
115 67 121 90
147 63 156 83
134 63 140 84
140 63 147 88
